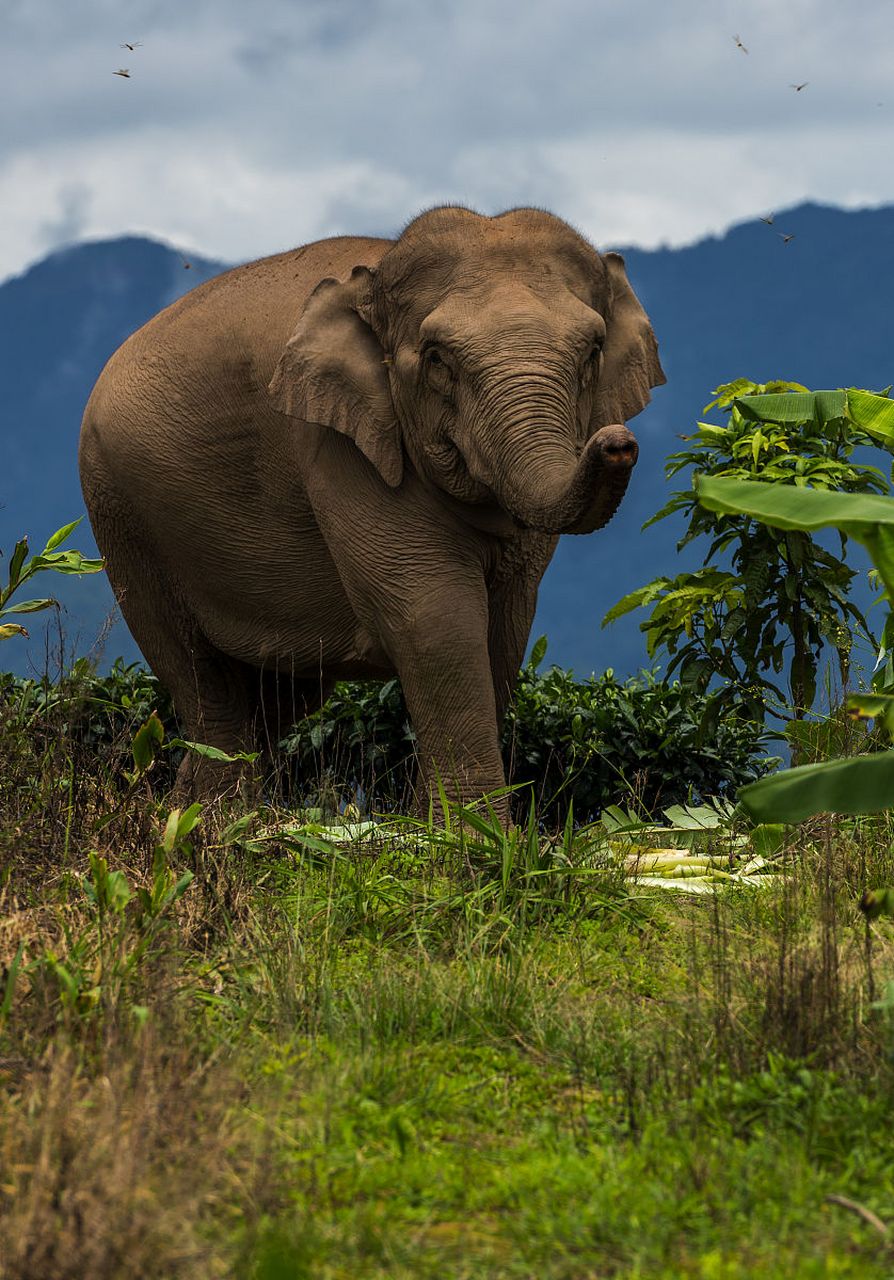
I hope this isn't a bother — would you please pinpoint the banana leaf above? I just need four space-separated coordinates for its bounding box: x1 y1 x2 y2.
738 750 894 822
847 388 894 447
733 391 848 425
730 389 894 445
696 476 894 599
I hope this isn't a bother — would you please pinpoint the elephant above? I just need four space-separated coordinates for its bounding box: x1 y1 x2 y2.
79 204 665 818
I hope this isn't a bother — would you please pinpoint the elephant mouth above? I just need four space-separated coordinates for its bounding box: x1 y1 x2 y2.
423 439 495 504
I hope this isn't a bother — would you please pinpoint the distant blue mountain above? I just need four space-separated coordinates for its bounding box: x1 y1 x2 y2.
2 203 892 681
0 238 224 676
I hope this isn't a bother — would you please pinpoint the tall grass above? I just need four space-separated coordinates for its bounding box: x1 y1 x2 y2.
2 675 894 1277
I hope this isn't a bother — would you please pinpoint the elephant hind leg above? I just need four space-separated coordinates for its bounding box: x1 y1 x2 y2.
167 646 262 806
91 511 260 805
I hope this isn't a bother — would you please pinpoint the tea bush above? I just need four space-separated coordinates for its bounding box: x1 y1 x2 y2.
503 663 774 821
1 656 775 821
281 661 775 821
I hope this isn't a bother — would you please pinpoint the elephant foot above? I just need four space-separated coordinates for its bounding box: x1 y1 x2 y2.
171 751 261 813
413 771 511 833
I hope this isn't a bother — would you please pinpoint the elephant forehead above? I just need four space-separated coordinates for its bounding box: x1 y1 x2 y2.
380 234 609 309
418 285 606 347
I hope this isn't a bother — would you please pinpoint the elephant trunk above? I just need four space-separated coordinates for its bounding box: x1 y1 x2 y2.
502 424 638 534
469 377 639 534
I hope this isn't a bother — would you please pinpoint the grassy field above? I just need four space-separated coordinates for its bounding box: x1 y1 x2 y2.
3 696 894 1278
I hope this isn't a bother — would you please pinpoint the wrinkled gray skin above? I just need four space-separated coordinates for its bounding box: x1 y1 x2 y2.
79 205 665 818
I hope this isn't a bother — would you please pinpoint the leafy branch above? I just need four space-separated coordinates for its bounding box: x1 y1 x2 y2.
1 517 104 639
603 380 894 723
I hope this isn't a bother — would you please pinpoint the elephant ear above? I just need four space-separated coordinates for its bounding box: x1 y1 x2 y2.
591 252 666 429
268 264 403 487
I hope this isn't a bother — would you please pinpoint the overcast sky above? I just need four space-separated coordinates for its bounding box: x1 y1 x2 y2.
2 0 892 282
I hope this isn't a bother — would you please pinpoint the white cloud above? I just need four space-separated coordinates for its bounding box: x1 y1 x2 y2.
1 0 893 280
36 182 93 251
0 134 439 275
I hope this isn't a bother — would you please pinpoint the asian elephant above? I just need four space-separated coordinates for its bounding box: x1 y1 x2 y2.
79 204 665 817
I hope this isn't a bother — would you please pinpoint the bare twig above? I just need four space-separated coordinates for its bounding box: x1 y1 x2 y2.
825 1193 889 1237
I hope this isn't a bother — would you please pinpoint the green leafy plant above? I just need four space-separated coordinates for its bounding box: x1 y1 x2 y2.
0 657 174 738
0 518 103 639
603 381 894 721
280 646 775 823
695 1053 852 1149
694 472 894 824
503 649 775 821
28 807 198 1025
279 675 416 811
121 708 259 799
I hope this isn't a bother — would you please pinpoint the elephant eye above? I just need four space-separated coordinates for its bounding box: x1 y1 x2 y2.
581 339 604 385
422 345 454 389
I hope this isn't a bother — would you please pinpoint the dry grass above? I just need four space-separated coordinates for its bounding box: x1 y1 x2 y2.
0 1030 250 1279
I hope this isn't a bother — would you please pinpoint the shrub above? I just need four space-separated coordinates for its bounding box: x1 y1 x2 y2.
281 660 775 822
0 658 180 792
1 657 776 823
503 663 774 821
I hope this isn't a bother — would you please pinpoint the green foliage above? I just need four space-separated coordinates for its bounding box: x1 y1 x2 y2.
0 656 174 741
2 654 772 821
0 658 179 791
693 1053 868 1163
696 474 894 824
27 809 196 1026
0 659 256 798
279 675 418 810
503 660 774 821
130 708 166 778
124 707 259 788
699 472 894 694
263 794 637 940
275 793 785 895
604 380 893 720
738 750 894 823
0 518 103 640
278 655 774 822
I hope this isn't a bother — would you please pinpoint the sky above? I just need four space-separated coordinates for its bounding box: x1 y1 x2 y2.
2 0 893 283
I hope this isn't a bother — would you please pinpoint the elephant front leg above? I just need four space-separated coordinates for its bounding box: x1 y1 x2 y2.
489 533 557 728
387 591 508 824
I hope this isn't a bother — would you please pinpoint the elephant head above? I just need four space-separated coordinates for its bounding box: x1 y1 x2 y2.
268 206 665 533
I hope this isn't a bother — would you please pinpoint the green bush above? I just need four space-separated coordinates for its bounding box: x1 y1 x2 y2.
279 675 417 812
0 658 180 791
1 657 776 822
503 664 775 821
281 661 776 822
0 657 173 741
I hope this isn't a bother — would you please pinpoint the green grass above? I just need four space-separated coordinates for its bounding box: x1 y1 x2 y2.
2 692 894 1278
